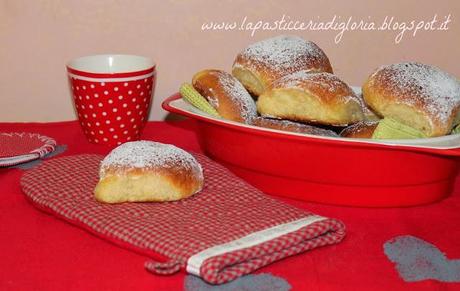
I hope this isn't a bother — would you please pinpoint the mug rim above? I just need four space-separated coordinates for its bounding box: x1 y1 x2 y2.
67 54 156 78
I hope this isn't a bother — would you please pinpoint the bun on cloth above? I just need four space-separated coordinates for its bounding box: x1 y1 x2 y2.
94 141 204 203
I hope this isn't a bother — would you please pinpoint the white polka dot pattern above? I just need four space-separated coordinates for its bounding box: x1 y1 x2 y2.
69 75 155 145
20 153 346 284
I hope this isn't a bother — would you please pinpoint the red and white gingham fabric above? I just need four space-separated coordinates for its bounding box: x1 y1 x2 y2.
0 132 56 167
21 154 345 284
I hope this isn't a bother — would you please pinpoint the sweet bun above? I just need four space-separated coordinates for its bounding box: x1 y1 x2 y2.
340 121 378 138
94 141 204 203
355 92 380 121
192 69 257 123
257 70 364 126
232 35 333 96
252 117 338 137
363 62 460 137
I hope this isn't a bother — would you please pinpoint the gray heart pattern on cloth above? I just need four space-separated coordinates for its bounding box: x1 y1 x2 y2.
184 273 291 291
384 235 460 282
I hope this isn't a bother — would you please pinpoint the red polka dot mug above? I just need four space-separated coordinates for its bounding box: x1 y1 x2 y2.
67 55 156 146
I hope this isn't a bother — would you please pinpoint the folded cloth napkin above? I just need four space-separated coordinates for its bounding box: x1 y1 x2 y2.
21 153 345 284
0 132 56 167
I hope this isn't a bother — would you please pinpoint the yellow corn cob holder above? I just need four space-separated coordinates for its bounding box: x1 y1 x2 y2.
179 83 220 117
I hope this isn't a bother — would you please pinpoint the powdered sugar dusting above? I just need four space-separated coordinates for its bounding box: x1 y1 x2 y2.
217 72 257 122
273 70 361 104
99 141 203 179
239 35 330 75
275 70 337 89
374 62 460 123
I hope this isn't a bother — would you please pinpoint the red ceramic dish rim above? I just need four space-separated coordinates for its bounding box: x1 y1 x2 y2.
162 93 460 158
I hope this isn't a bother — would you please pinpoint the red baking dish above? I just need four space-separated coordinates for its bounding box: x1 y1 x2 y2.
162 93 460 207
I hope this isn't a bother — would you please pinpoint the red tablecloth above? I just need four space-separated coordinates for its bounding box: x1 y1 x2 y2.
1 120 459 291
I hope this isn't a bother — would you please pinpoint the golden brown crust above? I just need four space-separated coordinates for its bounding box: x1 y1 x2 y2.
232 35 333 96
257 71 364 126
192 69 257 123
251 117 338 137
93 141 204 204
94 165 203 203
362 62 460 137
340 121 378 138
269 72 353 103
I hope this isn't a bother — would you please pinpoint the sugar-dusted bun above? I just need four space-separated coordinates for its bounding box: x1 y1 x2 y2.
94 141 204 203
257 70 364 126
340 121 378 138
355 92 380 121
192 69 257 123
232 35 333 96
363 62 460 137
252 117 338 137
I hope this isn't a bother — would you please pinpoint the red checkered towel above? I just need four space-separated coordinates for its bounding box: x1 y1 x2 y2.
21 154 345 284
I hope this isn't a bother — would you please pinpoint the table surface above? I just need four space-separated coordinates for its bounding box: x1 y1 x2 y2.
1 120 460 291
